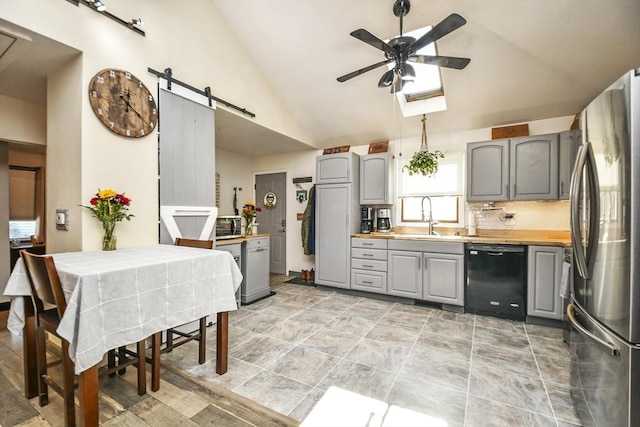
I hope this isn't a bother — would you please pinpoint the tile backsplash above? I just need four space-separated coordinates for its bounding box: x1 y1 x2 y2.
467 201 569 231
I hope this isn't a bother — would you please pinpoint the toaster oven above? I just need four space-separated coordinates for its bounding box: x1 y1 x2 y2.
215 216 242 239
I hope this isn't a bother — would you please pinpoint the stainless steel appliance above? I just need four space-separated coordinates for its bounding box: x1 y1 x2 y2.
567 69 639 427
215 215 242 239
376 208 391 232
465 244 527 321
360 207 374 234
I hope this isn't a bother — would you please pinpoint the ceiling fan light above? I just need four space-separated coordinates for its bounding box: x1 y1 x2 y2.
378 70 395 88
400 63 415 81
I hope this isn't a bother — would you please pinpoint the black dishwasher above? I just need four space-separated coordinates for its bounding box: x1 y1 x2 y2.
465 244 527 321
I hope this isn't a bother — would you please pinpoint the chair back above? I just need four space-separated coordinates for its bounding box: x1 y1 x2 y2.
20 251 67 318
174 238 214 249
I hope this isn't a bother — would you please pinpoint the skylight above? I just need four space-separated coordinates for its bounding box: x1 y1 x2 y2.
388 25 447 117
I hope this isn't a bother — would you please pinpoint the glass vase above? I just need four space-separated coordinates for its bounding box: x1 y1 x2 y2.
102 223 117 251
245 219 253 236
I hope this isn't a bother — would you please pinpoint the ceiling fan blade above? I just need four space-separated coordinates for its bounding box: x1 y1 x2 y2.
408 13 467 54
350 29 395 56
337 58 395 83
409 54 471 70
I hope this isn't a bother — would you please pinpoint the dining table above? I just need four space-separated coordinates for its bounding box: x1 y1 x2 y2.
4 244 243 426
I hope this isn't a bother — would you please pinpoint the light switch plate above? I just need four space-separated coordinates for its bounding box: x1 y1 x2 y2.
56 209 69 231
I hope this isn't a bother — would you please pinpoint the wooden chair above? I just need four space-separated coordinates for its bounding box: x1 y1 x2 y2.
164 238 213 364
20 251 159 426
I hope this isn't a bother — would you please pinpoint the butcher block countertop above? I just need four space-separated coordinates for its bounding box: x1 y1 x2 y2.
352 229 571 247
215 234 270 246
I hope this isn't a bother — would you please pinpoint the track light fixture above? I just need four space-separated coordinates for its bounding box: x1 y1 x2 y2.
92 0 106 11
131 18 143 27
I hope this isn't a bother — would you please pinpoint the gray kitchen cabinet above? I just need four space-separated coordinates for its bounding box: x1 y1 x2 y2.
387 250 422 299
360 152 393 205
241 236 270 304
559 129 581 199
467 140 510 201
351 238 388 294
423 253 464 306
510 133 559 200
527 245 563 319
387 240 464 305
315 181 360 289
316 152 359 184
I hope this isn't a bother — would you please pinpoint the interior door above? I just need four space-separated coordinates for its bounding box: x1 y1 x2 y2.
255 172 286 274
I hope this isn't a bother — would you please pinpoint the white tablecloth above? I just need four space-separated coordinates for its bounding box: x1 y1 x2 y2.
4 244 242 374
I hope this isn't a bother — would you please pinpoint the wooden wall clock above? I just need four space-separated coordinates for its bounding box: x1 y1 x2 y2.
88 68 157 138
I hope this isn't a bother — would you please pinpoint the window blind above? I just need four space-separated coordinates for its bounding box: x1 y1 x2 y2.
397 151 464 197
9 168 37 220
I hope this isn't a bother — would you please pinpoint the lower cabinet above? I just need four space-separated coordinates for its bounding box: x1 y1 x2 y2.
387 240 464 306
527 245 563 319
351 238 387 294
241 236 270 304
423 253 464 306
387 250 422 298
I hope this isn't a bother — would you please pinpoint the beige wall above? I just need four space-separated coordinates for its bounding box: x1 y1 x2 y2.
0 0 312 251
0 95 46 145
0 142 9 302
216 149 253 216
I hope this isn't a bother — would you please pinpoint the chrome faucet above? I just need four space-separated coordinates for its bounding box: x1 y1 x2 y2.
421 196 438 235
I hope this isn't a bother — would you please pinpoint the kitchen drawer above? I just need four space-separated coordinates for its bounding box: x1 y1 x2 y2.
351 247 387 261
388 240 464 255
351 270 387 294
351 258 387 272
352 238 388 250
245 236 269 250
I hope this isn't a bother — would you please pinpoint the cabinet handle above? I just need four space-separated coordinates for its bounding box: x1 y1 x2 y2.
418 257 421 270
363 243 373 246
363 264 374 268
363 253 374 257
560 181 564 194
506 184 509 199
362 280 373 284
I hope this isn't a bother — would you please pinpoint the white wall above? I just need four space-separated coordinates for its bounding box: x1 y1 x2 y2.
0 95 46 145
0 0 312 251
216 149 253 216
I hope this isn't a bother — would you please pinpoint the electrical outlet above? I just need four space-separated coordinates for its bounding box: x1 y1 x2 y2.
56 209 69 231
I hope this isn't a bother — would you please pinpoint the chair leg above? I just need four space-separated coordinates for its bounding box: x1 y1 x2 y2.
61 340 76 427
136 340 146 396
166 328 174 353
35 327 49 406
198 317 207 364
107 349 117 377
151 332 161 392
117 346 127 375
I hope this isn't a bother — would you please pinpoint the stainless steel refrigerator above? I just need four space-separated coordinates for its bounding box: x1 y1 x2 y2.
568 69 639 427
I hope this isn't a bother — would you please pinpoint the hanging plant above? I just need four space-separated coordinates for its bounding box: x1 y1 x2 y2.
402 114 445 177
403 149 444 176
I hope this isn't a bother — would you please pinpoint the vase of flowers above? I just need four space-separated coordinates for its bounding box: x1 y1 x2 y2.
242 202 261 236
81 189 134 250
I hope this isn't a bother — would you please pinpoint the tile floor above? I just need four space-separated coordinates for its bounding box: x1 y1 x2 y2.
162 275 589 427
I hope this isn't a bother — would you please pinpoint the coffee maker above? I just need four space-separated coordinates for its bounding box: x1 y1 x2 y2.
360 207 374 234
376 208 391 232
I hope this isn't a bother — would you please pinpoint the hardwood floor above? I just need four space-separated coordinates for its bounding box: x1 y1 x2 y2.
0 310 298 426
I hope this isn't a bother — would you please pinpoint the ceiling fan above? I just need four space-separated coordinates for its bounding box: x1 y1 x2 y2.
337 0 470 93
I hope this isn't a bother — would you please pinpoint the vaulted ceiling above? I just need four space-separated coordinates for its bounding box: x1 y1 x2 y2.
2 1 639 155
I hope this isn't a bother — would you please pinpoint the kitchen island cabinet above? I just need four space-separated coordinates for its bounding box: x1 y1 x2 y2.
241 236 270 304
527 245 564 319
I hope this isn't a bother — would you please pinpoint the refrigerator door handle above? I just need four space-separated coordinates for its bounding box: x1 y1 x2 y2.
570 142 600 279
567 303 619 357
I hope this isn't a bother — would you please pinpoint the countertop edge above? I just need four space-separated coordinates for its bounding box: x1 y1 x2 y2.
351 233 571 247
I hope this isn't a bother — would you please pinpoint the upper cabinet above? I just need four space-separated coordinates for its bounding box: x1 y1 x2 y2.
510 133 559 200
467 133 560 202
558 129 581 200
467 140 510 201
360 152 393 205
316 152 359 184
